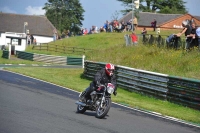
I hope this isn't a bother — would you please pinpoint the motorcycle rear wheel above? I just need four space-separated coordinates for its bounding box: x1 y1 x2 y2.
96 98 111 119
77 105 87 113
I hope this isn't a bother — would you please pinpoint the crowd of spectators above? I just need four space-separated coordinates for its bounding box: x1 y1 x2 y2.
56 17 200 51
176 19 200 50
58 17 140 40
165 18 200 51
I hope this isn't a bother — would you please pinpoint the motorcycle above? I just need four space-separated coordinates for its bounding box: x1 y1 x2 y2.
75 83 115 119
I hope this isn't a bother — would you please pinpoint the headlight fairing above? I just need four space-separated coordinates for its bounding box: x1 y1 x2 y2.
107 86 114 94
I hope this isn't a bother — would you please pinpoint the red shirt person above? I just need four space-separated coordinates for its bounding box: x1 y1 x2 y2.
130 32 138 45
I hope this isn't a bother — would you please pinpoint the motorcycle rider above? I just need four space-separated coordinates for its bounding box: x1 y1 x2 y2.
81 63 117 103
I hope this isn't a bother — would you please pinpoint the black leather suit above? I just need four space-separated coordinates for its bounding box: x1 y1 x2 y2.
84 68 117 99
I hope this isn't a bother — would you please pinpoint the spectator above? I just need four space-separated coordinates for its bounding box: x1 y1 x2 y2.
176 20 192 50
130 32 138 45
93 26 98 33
27 34 31 45
133 16 138 30
151 19 157 31
84 28 88 35
33 38 37 45
61 32 66 38
53 28 57 41
141 27 147 35
81 28 84 35
88 28 92 34
113 20 119 31
113 21 125 33
121 21 126 32
196 26 200 49
103 22 107 32
126 20 132 32
66 30 71 38
187 23 198 48
30 34 34 44
100 26 105 32
109 21 113 32
105 20 110 32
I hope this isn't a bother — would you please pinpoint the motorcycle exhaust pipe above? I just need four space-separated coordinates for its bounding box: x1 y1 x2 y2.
75 101 86 106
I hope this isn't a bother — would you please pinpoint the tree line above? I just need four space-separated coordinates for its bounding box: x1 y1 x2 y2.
43 0 188 35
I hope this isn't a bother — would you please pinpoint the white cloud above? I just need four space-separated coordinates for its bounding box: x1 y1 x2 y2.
0 6 17 13
25 6 45 15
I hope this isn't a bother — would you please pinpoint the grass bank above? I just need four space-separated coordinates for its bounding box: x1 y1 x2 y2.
25 31 200 79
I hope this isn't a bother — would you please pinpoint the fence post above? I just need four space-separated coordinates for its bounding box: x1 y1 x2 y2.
82 55 85 68
124 34 130 46
8 44 11 59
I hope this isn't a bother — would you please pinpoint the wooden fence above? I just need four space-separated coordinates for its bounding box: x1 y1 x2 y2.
32 43 93 55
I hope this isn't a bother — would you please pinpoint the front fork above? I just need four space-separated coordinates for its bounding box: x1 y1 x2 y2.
100 93 106 108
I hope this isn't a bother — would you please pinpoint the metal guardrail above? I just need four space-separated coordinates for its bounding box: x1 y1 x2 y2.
83 61 200 110
16 51 85 67
167 76 200 110
116 65 168 98
2 50 10 59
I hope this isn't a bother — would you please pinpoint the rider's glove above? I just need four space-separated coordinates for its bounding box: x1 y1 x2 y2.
96 81 101 87
113 91 117 96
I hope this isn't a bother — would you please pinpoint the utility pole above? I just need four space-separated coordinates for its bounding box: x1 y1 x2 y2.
132 0 134 32
132 0 140 32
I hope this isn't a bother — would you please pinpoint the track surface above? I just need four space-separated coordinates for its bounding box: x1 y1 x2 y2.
0 70 199 133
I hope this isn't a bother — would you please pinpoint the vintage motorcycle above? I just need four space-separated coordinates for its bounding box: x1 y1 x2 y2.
75 83 115 119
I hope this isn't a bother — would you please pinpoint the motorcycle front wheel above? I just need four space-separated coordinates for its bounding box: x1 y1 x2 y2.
77 105 87 113
96 98 111 119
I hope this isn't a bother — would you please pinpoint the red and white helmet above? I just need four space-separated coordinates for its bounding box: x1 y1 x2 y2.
105 63 115 76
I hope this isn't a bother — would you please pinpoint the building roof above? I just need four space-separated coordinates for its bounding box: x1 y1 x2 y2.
0 12 56 37
194 16 200 21
119 12 184 27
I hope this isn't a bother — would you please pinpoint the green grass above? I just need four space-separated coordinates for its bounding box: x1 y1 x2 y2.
25 31 200 79
1 29 200 124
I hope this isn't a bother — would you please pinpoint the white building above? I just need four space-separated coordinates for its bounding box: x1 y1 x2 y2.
0 12 57 52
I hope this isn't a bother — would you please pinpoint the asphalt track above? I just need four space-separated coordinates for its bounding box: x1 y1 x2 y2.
0 70 199 133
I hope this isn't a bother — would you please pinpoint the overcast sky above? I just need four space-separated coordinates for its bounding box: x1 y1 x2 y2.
0 0 199 30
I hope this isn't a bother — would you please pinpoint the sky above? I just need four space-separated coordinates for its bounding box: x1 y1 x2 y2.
0 0 199 30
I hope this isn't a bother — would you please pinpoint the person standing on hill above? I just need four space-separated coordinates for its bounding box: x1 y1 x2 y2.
152 19 157 31
130 32 138 45
133 17 138 30
30 34 34 44
176 20 192 50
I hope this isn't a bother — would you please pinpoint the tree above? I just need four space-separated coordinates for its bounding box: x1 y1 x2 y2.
43 0 85 34
117 0 187 14
111 10 120 20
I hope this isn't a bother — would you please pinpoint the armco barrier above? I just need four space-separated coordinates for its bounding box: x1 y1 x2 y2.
168 76 200 110
84 61 169 99
16 51 85 67
116 65 168 99
83 60 200 110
